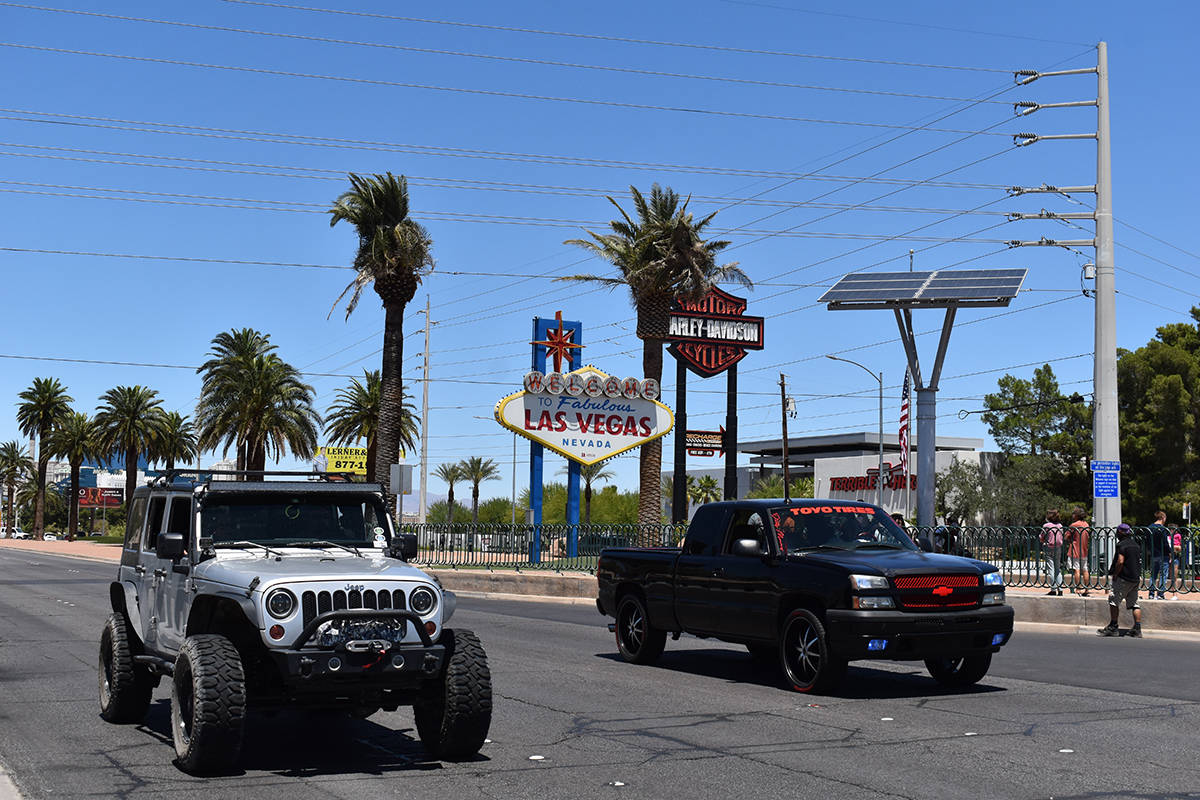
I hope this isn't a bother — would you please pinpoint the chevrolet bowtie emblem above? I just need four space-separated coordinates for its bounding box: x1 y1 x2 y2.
932 586 953 597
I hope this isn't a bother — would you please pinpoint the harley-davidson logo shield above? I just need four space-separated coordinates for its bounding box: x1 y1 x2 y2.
666 287 764 378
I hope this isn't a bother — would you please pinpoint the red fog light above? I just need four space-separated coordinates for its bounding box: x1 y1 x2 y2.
269 624 286 640
424 621 437 636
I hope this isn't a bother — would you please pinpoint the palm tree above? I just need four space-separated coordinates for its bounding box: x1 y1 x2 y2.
560 461 617 524
0 440 31 534
95 386 165 509
47 411 100 541
152 411 199 473
561 184 749 527
661 473 695 518
16 377 73 538
458 456 500 525
195 329 321 475
324 370 420 482
328 172 434 498
433 463 463 523
692 475 722 505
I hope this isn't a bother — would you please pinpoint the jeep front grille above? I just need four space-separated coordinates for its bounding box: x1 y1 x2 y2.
300 588 408 628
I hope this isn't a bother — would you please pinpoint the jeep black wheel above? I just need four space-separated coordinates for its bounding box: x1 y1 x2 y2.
170 634 246 774
414 629 492 761
98 613 152 723
925 653 992 688
779 609 845 693
614 594 667 665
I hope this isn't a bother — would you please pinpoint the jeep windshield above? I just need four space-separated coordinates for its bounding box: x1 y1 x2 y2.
769 504 917 555
200 492 392 548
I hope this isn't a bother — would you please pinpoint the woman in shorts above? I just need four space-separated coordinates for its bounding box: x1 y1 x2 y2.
1065 507 1091 596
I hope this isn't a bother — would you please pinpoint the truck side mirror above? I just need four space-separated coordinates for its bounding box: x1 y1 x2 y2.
156 532 186 561
394 532 418 560
731 538 764 558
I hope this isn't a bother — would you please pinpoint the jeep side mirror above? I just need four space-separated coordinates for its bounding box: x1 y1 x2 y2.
394 532 418 560
156 532 185 561
731 538 764 558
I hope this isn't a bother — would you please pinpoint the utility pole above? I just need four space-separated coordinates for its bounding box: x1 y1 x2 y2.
780 373 791 502
418 297 432 524
1009 42 1120 529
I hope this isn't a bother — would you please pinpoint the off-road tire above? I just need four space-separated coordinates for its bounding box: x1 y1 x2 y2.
924 652 992 688
170 634 246 774
779 609 846 694
98 613 153 723
614 593 667 665
414 629 492 761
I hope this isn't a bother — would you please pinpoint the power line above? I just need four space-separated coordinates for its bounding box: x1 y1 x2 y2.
0 43 1015 135
0 3 1015 104
220 0 1015 73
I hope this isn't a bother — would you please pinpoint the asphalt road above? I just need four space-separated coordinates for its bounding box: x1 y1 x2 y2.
1 549 1197 800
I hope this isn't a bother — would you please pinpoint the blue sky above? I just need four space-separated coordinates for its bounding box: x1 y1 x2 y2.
1 1 1196 509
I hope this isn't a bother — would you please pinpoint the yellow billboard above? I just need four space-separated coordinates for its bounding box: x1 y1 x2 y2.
315 446 369 476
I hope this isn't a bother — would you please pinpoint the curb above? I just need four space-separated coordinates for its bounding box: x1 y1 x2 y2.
1012 620 1200 642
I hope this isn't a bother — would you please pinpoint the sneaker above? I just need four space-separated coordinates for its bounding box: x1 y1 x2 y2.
1056 589 1063 596
1128 626 1143 638
1097 624 1119 637
1045 589 1058 596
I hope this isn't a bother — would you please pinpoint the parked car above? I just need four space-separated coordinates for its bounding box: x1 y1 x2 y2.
44 533 60 541
11 529 31 539
597 499 1013 693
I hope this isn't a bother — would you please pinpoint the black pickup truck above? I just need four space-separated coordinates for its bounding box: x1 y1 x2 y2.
596 499 1013 693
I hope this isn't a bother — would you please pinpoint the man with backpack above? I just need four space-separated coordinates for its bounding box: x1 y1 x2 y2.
1098 523 1143 638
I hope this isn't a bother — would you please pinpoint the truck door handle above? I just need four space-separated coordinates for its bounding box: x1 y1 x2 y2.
134 565 145 575
710 568 725 577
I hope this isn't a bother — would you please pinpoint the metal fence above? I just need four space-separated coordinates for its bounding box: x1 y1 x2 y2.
400 521 1200 594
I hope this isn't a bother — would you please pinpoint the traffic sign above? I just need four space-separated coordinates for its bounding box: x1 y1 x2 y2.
1090 460 1120 472
1093 471 1120 498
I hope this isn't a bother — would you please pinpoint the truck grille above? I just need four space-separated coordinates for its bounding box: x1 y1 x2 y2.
894 575 981 611
301 588 408 628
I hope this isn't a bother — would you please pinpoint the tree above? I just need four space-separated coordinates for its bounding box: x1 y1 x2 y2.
195 329 320 474
95 386 165 509
47 411 100 541
329 172 434 497
16 377 73 538
689 475 722 505
660 474 695 518
562 184 750 527
745 474 813 500
324 370 419 482
935 457 985 524
981 365 1071 456
459 456 500 525
560 461 617 524
0 440 31 534
433 463 463 523
152 411 199 473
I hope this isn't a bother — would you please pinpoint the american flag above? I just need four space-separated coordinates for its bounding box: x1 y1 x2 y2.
899 370 911 477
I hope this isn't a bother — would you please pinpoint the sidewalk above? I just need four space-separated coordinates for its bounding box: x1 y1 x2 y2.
4 539 1198 633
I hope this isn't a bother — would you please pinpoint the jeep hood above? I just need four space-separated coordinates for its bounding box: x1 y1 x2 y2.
194 551 434 589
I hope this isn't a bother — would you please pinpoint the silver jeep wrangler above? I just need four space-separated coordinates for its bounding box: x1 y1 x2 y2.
98 472 491 774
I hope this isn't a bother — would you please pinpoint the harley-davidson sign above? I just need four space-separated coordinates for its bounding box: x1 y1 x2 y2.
666 287 764 377
496 365 674 465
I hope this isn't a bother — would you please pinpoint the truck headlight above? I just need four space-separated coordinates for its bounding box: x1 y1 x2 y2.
849 574 889 591
266 589 296 619
410 586 438 616
983 572 1004 587
982 592 1005 606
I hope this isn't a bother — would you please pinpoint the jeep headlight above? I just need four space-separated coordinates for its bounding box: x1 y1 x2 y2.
409 586 437 616
266 589 296 620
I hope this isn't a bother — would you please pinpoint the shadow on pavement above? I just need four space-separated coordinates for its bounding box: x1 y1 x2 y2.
137 699 488 777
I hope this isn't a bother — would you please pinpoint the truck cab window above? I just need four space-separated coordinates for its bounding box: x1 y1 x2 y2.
683 505 729 556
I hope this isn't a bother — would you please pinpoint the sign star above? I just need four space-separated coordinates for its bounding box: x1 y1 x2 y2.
532 310 583 373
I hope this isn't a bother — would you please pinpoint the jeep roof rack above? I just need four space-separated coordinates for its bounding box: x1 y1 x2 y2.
148 469 361 488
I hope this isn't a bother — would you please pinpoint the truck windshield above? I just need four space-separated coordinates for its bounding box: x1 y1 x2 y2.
769 504 917 555
200 493 391 547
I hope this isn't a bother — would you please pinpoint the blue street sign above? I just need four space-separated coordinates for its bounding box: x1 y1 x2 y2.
1090 460 1121 472
1093 471 1120 498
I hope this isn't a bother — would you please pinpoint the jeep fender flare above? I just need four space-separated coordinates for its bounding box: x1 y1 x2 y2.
185 592 261 637
110 581 146 643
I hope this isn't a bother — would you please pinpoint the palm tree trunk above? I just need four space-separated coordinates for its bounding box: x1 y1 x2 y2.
124 446 137 513
471 484 480 525
585 483 592 525
375 302 406 498
34 454 47 538
446 485 455 523
68 461 80 542
637 335 664 536
366 436 377 483
6 486 14 536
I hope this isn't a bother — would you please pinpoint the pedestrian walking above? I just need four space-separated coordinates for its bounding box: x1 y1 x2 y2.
1065 507 1091 596
1041 508 1065 596
1147 511 1171 599
1098 523 1143 638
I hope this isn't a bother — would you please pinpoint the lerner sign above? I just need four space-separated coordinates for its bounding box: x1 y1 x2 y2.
495 365 674 465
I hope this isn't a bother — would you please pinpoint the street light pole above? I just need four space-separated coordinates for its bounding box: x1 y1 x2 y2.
827 355 884 508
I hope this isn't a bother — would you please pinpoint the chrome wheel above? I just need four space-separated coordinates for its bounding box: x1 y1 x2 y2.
614 595 666 665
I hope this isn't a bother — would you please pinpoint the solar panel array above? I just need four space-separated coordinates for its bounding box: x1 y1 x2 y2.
818 268 1028 309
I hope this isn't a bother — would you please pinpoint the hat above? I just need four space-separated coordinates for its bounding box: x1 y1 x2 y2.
1116 523 1132 536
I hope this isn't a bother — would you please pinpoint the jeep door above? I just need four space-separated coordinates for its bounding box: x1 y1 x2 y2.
152 494 193 652
134 494 167 651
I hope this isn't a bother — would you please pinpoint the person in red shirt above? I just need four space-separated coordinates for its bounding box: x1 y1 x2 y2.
1064 507 1091 596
